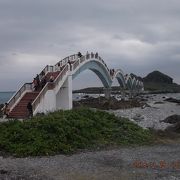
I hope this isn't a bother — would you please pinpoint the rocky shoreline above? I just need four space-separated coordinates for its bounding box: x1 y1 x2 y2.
109 93 180 131
73 93 180 131
73 96 146 110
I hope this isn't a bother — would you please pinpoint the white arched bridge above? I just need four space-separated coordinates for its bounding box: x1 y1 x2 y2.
7 52 144 118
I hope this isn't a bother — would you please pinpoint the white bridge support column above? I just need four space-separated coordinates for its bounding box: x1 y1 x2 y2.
120 88 126 100
56 75 72 110
129 90 134 99
104 88 111 99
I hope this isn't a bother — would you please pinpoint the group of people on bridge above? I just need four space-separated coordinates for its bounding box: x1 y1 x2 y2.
32 71 54 91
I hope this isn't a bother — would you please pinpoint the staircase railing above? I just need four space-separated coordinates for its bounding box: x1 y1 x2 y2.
32 64 69 112
7 65 54 111
7 83 33 110
39 65 54 81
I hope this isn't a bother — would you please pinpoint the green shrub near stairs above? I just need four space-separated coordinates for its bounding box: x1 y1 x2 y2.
0 108 153 157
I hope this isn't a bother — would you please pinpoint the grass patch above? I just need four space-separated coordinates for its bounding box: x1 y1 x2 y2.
0 108 153 157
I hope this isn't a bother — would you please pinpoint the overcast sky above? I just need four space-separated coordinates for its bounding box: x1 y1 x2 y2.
0 0 180 91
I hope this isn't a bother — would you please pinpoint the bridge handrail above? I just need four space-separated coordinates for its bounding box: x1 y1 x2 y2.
7 83 33 110
112 69 125 79
54 64 69 87
72 53 110 74
32 64 69 111
55 54 78 69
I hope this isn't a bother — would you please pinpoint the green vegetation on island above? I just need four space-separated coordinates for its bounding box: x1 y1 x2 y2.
0 108 153 157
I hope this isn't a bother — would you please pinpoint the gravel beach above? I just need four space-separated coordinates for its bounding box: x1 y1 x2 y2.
0 143 180 180
109 93 180 130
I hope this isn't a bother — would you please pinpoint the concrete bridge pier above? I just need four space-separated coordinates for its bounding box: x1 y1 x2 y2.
120 88 126 100
56 75 73 110
104 88 111 99
129 90 133 99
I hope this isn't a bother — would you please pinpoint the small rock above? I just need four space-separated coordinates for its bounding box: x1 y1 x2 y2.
141 103 151 109
133 114 144 121
154 101 164 104
164 98 180 104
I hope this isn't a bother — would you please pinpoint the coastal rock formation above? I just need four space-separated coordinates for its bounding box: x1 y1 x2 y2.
143 71 173 84
73 96 145 110
142 71 180 92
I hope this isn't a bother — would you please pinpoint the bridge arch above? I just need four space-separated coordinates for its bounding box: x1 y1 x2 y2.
125 75 133 90
72 58 112 88
112 69 126 88
132 78 137 89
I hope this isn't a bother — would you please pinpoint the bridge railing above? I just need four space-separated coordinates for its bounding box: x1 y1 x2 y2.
7 83 33 111
72 59 80 70
112 69 124 79
54 64 69 87
32 64 69 112
72 52 110 74
55 54 78 71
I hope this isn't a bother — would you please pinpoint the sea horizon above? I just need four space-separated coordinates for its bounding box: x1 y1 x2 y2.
0 91 15 104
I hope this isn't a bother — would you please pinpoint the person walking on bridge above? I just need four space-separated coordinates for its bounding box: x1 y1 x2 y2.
77 52 82 58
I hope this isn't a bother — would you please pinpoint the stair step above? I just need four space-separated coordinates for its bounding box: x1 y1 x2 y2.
9 91 40 118
9 71 60 119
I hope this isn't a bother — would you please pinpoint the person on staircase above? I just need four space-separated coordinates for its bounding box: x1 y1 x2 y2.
33 78 38 91
27 100 33 118
1 103 10 118
36 74 40 90
49 75 55 82
40 70 45 81
41 76 47 89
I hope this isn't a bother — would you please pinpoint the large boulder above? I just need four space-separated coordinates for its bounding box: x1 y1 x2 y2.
161 114 180 124
166 122 180 133
162 115 180 133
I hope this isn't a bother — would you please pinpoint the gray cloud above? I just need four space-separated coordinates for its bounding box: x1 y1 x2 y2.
0 0 180 91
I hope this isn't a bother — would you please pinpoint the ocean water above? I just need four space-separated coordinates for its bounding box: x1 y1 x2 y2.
0 92 15 104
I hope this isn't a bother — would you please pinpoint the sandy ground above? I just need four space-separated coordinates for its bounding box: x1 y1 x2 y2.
109 93 180 130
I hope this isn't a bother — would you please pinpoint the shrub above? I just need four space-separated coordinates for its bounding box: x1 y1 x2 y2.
0 108 153 157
